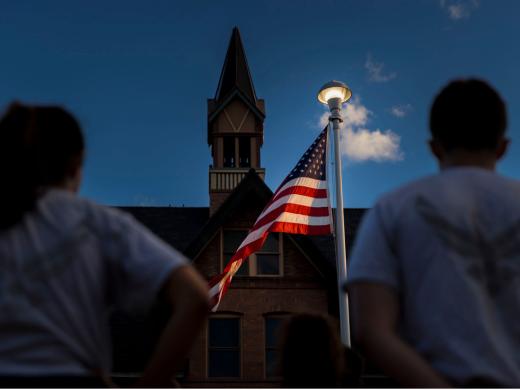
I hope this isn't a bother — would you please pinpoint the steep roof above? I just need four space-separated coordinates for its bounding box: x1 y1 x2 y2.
184 169 271 260
214 27 257 105
207 27 265 128
119 192 367 271
182 170 328 272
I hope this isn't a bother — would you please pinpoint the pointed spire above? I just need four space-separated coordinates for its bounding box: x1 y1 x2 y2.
214 27 257 104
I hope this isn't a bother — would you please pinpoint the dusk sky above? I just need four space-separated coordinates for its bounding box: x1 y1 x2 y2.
1 0 519 208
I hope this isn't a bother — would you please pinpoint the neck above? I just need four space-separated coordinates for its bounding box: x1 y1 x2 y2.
53 179 79 193
439 150 497 171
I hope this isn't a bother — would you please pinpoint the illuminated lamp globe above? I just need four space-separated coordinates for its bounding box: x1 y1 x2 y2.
317 80 352 106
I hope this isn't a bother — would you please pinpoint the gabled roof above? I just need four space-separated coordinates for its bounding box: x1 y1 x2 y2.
184 169 339 281
184 169 271 259
119 184 367 277
208 88 265 124
214 27 258 106
119 199 367 276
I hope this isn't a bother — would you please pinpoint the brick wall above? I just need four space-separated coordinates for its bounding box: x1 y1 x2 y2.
187 214 332 387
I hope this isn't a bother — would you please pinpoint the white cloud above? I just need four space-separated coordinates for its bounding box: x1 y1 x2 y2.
390 104 412 118
342 127 403 162
440 0 479 20
365 54 396 83
319 97 403 162
344 100 372 126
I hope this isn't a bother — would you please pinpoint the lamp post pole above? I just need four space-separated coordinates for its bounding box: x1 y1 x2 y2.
317 80 352 347
328 98 351 347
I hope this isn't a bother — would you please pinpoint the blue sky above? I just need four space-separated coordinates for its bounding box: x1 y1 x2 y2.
1 0 518 207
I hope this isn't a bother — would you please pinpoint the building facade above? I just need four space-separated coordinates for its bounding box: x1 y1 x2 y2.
111 28 367 387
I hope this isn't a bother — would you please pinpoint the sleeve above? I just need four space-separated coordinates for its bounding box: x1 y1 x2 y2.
346 202 400 290
100 209 189 312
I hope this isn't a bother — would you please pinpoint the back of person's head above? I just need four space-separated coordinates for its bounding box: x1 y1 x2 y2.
0 103 84 230
430 78 507 151
278 313 345 388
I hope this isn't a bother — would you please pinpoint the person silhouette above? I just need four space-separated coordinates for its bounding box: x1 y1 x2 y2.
277 313 350 388
346 79 520 387
0 103 209 387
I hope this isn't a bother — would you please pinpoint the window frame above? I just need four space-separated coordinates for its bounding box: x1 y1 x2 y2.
221 229 250 277
220 229 284 277
206 314 242 379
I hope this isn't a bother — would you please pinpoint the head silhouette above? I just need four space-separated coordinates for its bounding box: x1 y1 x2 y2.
429 79 508 168
0 103 84 229
278 313 345 388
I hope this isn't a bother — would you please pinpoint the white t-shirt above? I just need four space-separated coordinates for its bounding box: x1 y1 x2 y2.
348 167 520 386
0 189 187 376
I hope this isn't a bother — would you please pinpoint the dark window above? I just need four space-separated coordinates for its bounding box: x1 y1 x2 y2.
223 230 249 276
223 137 235 167
265 316 285 378
208 318 240 377
239 137 251 167
256 235 280 275
257 254 279 275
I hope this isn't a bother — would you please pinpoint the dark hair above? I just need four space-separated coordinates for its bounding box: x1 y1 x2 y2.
0 103 84 230
429 79 507 151
278 313 345 388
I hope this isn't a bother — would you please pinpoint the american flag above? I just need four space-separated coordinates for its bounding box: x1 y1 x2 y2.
209 126 333 311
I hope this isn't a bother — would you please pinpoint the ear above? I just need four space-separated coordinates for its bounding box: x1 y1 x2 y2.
66 153 84 193
428 139 445 162
496 137 510 160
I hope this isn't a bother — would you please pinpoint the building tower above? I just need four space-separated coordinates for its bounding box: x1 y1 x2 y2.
207 27 266 214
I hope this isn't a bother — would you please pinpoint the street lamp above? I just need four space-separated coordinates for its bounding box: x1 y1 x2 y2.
317 80 352 106
318 80 352 347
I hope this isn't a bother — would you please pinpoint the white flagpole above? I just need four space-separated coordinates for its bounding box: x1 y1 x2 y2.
329 102 351 348
318 80 352 347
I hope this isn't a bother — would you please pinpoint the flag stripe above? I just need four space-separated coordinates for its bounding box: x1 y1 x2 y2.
269 221 332 235
238 213 330 251
254 204 329 230
273 177 327 199
271 185 328 203
256 193 329 222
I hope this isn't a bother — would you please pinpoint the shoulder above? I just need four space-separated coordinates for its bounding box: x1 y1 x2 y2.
38 189 137 233
492 172 520 193
373 174 441 217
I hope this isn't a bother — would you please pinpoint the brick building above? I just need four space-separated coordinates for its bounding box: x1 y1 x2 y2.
111 27 367 387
